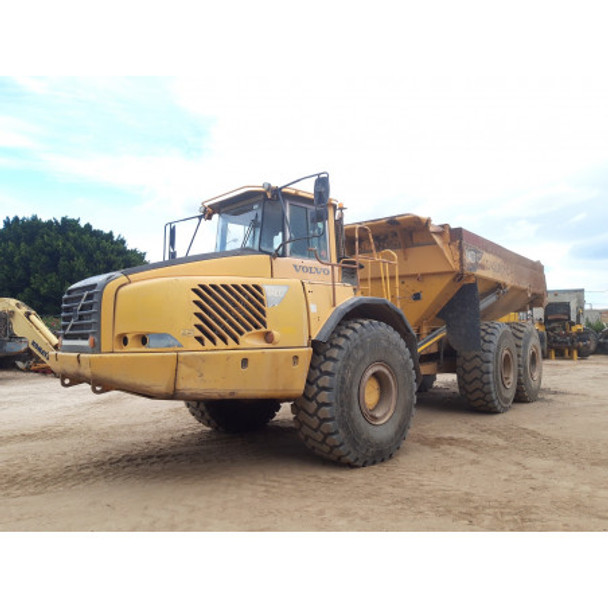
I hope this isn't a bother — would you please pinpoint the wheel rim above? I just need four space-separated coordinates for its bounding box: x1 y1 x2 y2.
500 348 515 390
358 362 397 425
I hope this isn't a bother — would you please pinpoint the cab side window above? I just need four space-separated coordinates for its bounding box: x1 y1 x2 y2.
288 204 328 260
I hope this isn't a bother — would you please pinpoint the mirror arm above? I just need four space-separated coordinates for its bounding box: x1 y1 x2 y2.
185 216 203 257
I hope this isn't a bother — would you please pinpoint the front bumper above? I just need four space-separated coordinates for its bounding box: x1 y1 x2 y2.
53 347 312 401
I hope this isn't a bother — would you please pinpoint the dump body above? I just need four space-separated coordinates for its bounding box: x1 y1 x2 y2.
344 214 546 334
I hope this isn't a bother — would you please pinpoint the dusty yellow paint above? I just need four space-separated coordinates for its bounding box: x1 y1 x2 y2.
112 275 309 352
272 257 334 283
129 254 273 283
303 283 355 339
363 375 381 410
99 274 129 351
498 313 523 323
54 347 311 400
175 348 312 400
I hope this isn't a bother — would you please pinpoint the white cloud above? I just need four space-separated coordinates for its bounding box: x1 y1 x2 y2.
569 212 588 224
38 151 205 206
9 77 51 96
484 185 599 222
0 116 41 150
167 0 608 228
3 2 608 302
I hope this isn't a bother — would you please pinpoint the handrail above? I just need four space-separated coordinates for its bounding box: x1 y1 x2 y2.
352 225 400 305
308 223 402 308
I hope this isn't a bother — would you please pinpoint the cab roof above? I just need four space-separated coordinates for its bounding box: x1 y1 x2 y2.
202 185 332 213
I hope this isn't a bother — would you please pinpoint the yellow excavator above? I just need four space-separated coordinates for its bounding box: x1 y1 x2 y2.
0 298 59 372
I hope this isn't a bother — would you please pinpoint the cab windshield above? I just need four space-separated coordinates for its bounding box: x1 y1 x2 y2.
216 194 328 260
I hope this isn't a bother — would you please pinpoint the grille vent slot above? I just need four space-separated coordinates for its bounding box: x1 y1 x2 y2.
192 283 267 347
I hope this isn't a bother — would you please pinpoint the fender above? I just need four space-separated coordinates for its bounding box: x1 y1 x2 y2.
313 297 421 383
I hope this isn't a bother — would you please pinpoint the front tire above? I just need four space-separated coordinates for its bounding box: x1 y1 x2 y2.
457 321 518 413
185 399 281 433
292 319 417 467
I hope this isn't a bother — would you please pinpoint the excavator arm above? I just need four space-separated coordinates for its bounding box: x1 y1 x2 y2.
0 298 59 372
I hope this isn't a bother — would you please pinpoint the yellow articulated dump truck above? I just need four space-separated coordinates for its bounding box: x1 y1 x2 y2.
52 172 546 467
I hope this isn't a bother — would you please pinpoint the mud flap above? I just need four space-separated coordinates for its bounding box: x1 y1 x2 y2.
437 283 481 352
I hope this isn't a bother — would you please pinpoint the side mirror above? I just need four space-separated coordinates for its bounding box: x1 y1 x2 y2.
314 175 330 208
311 207 328 223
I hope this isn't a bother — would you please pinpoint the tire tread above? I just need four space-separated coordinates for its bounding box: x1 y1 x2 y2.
457 321 516 413
292 319 416 467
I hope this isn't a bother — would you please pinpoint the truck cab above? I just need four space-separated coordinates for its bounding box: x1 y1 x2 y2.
54 174 363 400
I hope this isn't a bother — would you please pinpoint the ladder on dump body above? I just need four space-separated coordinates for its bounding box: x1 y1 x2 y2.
352 225 400 307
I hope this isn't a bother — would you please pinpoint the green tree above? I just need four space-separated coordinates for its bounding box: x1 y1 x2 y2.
586 318 606 333
0 216 147 315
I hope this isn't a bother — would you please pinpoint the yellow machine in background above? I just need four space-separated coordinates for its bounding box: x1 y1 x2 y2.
536 290 597 359
0 298 59 372
51 172 547 467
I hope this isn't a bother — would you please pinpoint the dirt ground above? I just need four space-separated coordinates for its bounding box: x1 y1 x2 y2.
1 356 607 532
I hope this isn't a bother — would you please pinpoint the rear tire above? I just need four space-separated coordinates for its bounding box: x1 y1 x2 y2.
510 322 543 402
292 319 416 467
185 399 281 433
457 321 518 413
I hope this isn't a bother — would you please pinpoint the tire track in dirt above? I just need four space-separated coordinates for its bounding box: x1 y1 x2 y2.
412 419 608 469
0 420 311 499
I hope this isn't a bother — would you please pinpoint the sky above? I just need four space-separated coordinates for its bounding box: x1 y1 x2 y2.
1 1 607 308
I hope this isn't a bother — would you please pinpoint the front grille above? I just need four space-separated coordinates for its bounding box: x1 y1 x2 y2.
60 275 109 351
192 283 267 347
